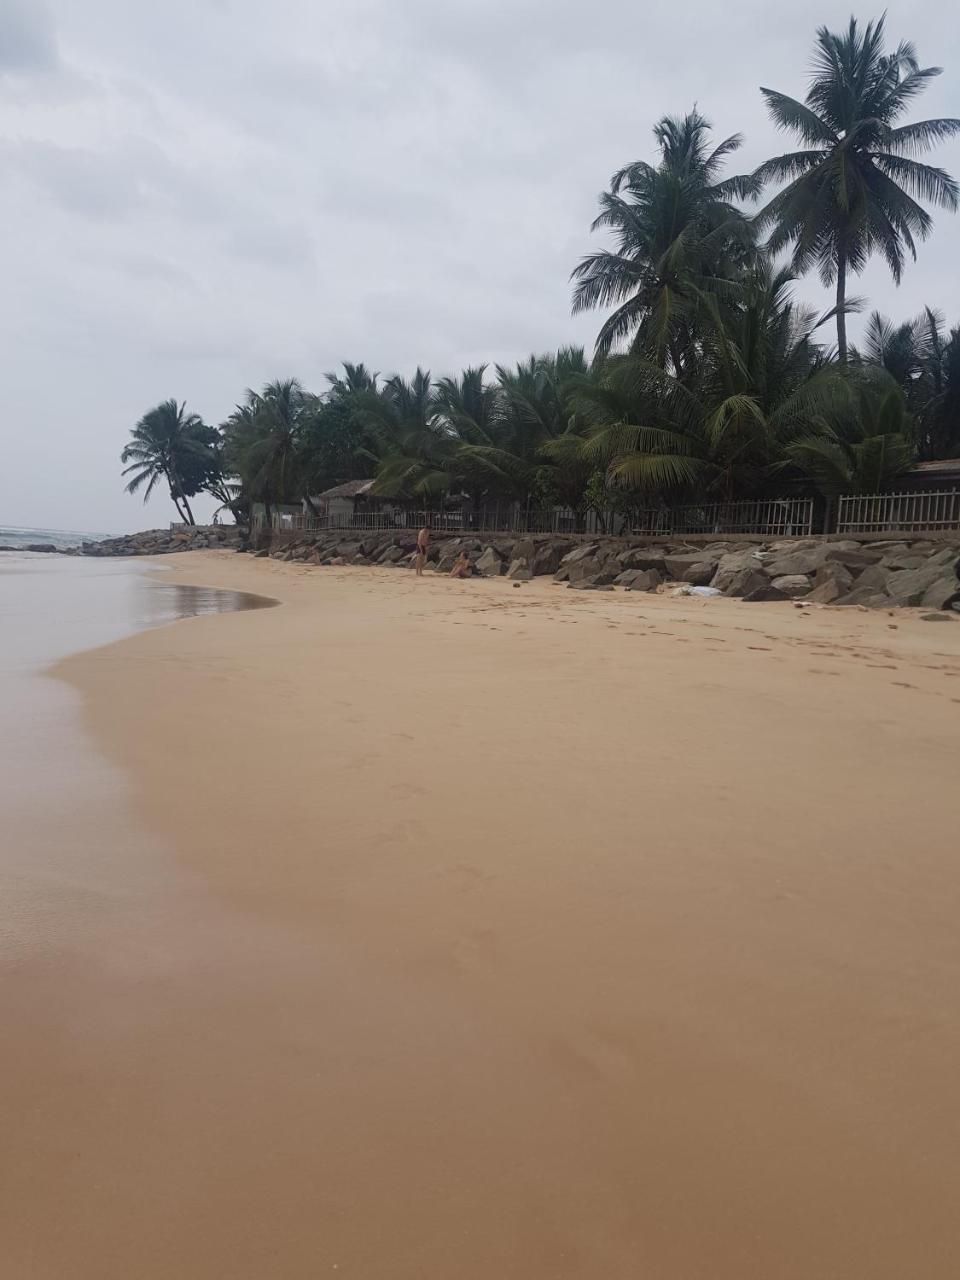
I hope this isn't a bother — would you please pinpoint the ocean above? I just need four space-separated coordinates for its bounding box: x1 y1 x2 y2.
0 524 112 552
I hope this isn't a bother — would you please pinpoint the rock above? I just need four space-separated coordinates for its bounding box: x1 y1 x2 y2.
615 568 660 592
722 567 769 598
770 574 812 598
617 548 667 574
711 549 767 592
560 542 601 566
880 550 926 571
26 543 59 553
475 546 504 577
930 545 960 569
663 551 722 580
507 558 533 581
835 586 889 607
884 562 950 607
849 563 890 593
532 543 564 576
742 584 787 602
920 576 960 610
567 555 615 584
920 612 954 622
569 579 614 591
553 567 570 583
254 549 270 557
378 546 407 564
822 544 883 572
806 578 844 604
762 547 825 577
512 539 536 564
681 562 717 586
812 561 854 594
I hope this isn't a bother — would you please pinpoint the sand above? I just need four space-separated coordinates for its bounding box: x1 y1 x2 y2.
6 550 960 1278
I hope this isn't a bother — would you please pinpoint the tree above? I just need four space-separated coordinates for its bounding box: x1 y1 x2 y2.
858 307 960 459
220 379 312 522
569 261 844 502
785 369 916 494
571 110 758 365
121 399 218 524
754 16 960 362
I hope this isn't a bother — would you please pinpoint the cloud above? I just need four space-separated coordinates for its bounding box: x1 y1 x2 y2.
0 0 59 75
1 0 959 533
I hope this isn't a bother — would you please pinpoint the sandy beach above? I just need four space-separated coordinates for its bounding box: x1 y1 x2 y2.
5 549 960 1278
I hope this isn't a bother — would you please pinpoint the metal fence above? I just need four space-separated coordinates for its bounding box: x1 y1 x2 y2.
626 498 814 538
836 489 960 535
255 496 814 539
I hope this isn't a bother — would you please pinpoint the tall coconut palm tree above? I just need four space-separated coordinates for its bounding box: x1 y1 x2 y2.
570 261 846 500
785 369 916 493
571 109 758 365
221 379 312 522
121 399 216 524
754 16 960 362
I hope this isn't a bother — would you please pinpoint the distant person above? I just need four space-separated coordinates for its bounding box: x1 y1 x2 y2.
414 526 430 576
450 551 471 579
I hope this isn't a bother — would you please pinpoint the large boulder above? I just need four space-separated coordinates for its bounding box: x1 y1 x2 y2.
512 538 536 564
532 543 564 576
812 561 854 594
378 545 407 564
507 558 533 581
617 547 667 574
770 574 813 598
822 544 884 572
921 576 960 610
711 548 767 592
850 563 891 593
807 578 845 604
762 546 825 577
723 567 770 598
743 583 788 603
475 546 505 577
880 548 926 571
560 542 601 567
681 561 717 586
567 555 617 584
884 562 949 607
615 568 660 592
663 551 722 581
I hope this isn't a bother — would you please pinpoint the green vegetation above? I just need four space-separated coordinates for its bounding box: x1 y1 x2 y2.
121 17 960 527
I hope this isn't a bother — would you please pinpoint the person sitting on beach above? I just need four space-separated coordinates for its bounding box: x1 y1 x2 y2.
413 526 429 576
449 551 471 579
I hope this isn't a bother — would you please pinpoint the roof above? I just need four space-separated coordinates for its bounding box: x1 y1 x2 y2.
318 479 376 499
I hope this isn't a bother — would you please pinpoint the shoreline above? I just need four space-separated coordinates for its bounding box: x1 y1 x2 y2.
9 550 960 1277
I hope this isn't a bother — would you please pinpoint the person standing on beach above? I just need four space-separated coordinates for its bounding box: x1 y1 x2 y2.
414 526 429 576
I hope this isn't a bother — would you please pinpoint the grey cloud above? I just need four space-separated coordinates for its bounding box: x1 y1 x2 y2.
0 0 59 74
1 0 959 534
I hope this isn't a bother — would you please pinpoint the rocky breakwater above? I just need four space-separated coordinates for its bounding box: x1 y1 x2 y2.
81 526 242 557
262 529 960 613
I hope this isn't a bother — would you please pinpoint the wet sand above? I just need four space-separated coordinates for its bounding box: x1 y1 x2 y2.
5 550 960 1278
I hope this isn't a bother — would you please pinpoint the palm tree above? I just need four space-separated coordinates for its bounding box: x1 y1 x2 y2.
571 261 845 502
785 369 916 493
571 109 758 365
859 307 960 459
121 399 216 524
221 379 311 523
754 16 960 362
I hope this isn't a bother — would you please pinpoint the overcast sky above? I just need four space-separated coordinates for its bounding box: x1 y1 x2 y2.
2 0 958 533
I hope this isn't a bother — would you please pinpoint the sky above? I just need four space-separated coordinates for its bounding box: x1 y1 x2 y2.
1 0 958 533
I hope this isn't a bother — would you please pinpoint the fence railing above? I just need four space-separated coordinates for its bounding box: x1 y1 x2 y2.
256 496 815 539
836 489 960 535
255 491 960 539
